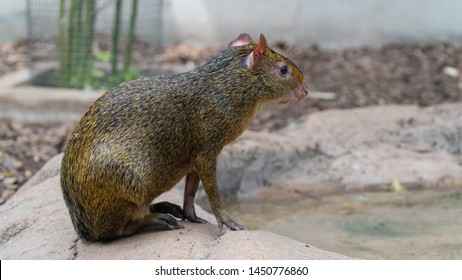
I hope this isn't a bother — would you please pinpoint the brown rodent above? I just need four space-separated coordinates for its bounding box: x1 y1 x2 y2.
60 33 308 242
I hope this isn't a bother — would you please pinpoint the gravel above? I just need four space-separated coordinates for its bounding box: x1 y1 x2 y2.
0 121 73 203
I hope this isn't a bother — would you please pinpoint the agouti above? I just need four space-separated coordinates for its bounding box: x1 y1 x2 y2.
60 33 308 242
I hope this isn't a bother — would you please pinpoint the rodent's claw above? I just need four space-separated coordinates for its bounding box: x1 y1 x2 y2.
166 224 184 230
184 215 209 224
228 222 246 231
183 205 209 224
155 213 184 230
173 222 185 230
218 221 246 231
216 211 246 231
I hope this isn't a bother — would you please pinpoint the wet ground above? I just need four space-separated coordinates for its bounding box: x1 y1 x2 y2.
227 189 462 259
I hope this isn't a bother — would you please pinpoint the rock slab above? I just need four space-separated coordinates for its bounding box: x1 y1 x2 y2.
0 154 349 260
214 103 462 200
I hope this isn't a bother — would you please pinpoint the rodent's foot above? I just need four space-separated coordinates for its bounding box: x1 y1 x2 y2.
182 192 209 223
184 213 209 224
150 201 184 219
154 213 184 230
218 221 246 231
183 203 209 224
217 211 246 231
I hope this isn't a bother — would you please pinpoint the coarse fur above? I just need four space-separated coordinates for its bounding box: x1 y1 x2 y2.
60 34 308 242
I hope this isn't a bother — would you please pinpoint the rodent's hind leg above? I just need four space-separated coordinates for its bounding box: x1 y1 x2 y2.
149 201 184 219
121 212 184 237
183 170 209 224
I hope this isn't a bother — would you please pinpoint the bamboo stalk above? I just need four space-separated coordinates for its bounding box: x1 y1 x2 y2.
74 0 84 86
58 0 68 86
82 0 96 86
66 0 77 86
111 0 123 82
123 0 138 72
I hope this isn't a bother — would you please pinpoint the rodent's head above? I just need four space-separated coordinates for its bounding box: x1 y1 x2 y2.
229 33 308 104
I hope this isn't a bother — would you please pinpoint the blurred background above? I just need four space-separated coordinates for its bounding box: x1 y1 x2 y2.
0 0 461 259
3 0 462 46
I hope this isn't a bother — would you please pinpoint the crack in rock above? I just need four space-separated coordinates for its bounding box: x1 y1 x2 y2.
0 221 31 244
68 237 79 260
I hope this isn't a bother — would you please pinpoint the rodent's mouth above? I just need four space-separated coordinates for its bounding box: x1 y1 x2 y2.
277 99 294 104
277 95 299 104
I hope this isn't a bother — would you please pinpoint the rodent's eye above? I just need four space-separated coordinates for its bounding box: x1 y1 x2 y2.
280 65 288 75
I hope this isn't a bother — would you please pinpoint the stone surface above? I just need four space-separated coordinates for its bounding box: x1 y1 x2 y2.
212 103 462 201
2 101 461 259
0 85 102 123
0 154 349 260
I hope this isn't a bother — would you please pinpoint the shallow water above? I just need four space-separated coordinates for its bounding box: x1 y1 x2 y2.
227 189 462 259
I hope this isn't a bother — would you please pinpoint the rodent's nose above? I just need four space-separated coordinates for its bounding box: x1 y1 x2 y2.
295 84 308 100
303 84 309 95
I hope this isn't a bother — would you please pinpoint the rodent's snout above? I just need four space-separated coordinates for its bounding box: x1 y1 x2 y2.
303 84 309 95
295 84 309 100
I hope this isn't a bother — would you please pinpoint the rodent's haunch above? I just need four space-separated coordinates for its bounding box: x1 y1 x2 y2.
60 33 308 242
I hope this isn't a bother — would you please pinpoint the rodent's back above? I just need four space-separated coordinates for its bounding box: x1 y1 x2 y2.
62 46 248 183
60 75 198 240
60 46 252 239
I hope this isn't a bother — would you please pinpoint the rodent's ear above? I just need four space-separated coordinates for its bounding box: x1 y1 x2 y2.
252 34 267 66
244 34 267 68
228 33 254 48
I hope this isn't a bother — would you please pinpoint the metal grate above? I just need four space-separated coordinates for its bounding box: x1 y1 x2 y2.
27 0 163 89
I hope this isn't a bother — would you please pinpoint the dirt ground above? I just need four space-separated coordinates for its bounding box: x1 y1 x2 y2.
1 40 462 203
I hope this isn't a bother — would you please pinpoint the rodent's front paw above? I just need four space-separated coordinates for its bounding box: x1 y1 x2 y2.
218 221 246 231
217 211 246 231
184 213 209 224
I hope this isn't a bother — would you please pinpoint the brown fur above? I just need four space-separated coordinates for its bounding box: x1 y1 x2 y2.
60 34 307 241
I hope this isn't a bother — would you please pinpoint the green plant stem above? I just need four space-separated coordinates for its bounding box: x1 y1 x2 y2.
123 0 138 73
74 0 84 86
111 0 123 81
66 0 77 86
58 0 68 86
82 0 96 86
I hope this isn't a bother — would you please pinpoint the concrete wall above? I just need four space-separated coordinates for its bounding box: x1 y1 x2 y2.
0 1 27 42
163 0 462 48
1 0 462 48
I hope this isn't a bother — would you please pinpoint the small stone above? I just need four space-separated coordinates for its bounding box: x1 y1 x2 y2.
12 159 24 169
443 66 459 78
1 188 16 201
25 170 33 178
308 91 338 100
3 177 17 186
5 184 19 190
9 121 23 132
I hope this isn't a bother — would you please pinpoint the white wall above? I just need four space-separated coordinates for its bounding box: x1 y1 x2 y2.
2 0 462 48
163 0 462 48
0 0 27 41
